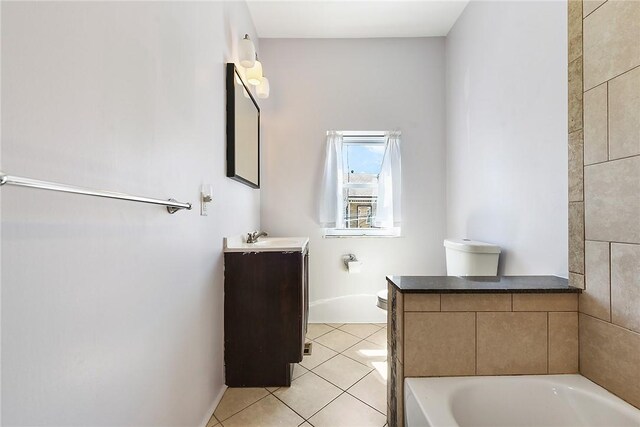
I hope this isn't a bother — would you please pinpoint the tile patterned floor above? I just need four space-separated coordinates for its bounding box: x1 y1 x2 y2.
207 323 388 427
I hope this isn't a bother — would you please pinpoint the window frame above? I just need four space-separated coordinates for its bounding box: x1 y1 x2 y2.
323 131 401 238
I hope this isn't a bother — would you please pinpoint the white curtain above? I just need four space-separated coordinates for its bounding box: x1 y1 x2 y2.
374 131 402 228
319 131 345 228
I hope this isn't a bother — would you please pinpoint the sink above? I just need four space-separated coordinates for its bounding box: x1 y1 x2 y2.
224 236 309 253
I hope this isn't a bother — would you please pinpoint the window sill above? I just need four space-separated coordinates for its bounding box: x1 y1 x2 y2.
322 228 401 238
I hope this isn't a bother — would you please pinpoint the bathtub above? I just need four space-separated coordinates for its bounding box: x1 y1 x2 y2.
404 375 640 427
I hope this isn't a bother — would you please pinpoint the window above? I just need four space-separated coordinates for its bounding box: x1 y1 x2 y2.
319 131 402 237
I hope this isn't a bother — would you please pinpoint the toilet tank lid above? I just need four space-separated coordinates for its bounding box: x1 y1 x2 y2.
444 238 501 254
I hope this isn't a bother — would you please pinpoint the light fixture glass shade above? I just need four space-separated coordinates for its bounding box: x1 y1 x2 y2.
246 58 263 86
257 77 270 99
239 34 256 68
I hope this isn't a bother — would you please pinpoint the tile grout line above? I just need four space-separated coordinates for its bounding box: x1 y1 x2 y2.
546 312 550 374
584 152 640 167
583 0 607 20
345 390 387 418
578 238 640 246
584 63 640 93
217 392 274 425
580 312 640 335
269 384 316 423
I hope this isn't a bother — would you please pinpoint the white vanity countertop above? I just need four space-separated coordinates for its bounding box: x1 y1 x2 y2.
224 236 309 253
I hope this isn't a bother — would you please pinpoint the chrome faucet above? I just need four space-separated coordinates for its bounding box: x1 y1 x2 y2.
247 231 268 243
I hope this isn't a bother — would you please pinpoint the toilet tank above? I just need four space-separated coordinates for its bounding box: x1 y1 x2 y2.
444 239 501 276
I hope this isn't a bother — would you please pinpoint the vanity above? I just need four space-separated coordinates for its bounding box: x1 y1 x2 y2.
223 237 309 387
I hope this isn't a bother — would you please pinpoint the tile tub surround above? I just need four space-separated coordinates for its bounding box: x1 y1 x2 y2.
207 323 388 427
386 279 580 427
569 0 640 410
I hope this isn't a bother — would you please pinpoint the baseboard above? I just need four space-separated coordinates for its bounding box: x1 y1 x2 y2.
200 384 227 427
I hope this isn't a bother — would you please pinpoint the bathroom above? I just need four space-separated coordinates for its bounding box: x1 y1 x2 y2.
1 0 639 426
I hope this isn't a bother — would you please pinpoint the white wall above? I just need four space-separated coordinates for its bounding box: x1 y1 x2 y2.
1 2 259 425
259 38 447 323
445 1 568 276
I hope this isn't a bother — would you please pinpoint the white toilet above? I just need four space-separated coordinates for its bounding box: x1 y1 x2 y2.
444 238 501 276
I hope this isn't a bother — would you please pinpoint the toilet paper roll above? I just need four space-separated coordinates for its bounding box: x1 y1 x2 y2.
347 260 362 273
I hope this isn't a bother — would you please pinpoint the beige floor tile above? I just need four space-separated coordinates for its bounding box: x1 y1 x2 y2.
299 423 312 427
299 342 337 370
222 394 303 427
348 370 387 415
373 323 387 328
205 412 219 427
214 387 269 421
315 329 362 353
339 323 380 339
273 372 342 419
292 363 308 379
326 323 344 328
308 393 386 427
365 328 387 347
313 354 373 390
306 323 334 340
341 339 387 369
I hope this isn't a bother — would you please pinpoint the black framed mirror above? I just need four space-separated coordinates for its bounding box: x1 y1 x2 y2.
226 63 260 188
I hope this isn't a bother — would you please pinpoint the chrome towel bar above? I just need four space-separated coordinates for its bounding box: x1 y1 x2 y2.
0 171 192 214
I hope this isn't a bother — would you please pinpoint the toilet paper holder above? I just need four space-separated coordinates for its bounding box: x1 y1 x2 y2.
343 253 358 268
343 254 363 273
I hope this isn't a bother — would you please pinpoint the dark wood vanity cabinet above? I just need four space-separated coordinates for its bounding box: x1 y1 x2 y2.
224 247 309 387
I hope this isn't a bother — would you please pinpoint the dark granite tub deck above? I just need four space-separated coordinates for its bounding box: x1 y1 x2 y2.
386 275 581 294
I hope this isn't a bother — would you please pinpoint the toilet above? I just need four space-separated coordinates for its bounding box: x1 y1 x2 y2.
444 238 501 276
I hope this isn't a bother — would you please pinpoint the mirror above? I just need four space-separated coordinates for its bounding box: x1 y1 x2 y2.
226 63 260 188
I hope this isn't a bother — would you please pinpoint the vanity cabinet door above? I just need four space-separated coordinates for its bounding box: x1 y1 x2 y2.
224 249 308 386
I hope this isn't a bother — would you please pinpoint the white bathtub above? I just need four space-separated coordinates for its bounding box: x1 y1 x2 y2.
405 375 640 427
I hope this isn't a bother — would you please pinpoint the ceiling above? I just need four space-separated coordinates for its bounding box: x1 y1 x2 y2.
246 1 470 39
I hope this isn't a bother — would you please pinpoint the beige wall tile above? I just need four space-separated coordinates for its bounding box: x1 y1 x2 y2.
585 156 640 243
440 294 511 312
583 0 605 18
570 272 585 290
584 84 608 165
569 56 584 132
568 0 583 62
611 243 640 333
477 312 548 375
579 314 640 408
569 130 584 201
569 202 585 273
512 293 578 311
609 67 640 160
404 312 475 377
580 240 611 321
583 0 640 90
549 312 579 374
404 294 440 312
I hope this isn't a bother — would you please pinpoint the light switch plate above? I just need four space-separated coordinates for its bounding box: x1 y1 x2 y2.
201 184 212 216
